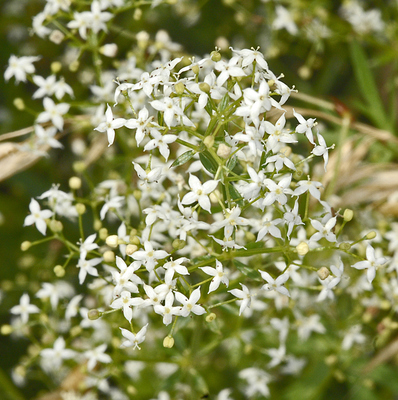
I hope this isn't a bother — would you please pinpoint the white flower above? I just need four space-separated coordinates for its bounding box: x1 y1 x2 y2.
131 240 169 272
144 129 177 161
32 75 56 99
175 287 206 317
10 293 40 324
352 244 387 283
260 270 290 297
77 257 102 284
342 325 366 350
78 233 99 260
120 324 149 349
293 109 316 144
36 97 70 131
312 133 333 171
100 195 125 220
24 198 53 235
310 217 337 243
40 337 76 370
4 55 41 84
111 291 144 322
35 125 63 149
228 284 252 315
261 174 293 208
154 292 180 325
84 344 112 371
163 257 189 282
293 179 323 201
215 206 249 239
273 5 298 35
181 174 219 213
200 260 229 293
94 104 126 146
125 107 154 146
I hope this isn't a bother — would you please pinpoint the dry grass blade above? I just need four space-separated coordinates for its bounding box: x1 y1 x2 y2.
0 142 49 182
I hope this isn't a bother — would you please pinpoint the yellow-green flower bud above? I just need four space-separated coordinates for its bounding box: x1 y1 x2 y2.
69 176 82 190
199 82 211 93
206 313 216 322
99 228 108 240
69 60 79 72
93 219 102 231
163 335 175 348
339 242 351 251
317 267 330 280
133 8 142 20
192 64 200 75
126 244 138 256
49 220 63 233
296 242 309 256
172 239 186 250
1 324 13 335
106 235 119 248
13 98 25 110
343 209 354 222
51 61 62 74
210 50 221 62
204 135 215 148
133 189 142 201
75 203 86 215
73 161 86 173
21 241 31 251
88 309 101 320
365 231 377 240
103 250 115 263
174 82 185 95
53 265 65 277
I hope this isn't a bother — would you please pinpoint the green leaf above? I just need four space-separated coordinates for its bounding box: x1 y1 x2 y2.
171 150 196 168
234 260 262 281
349 40 390 131
199 150 219 174
226 155 237 172
228 183 244 207
218 92 230 112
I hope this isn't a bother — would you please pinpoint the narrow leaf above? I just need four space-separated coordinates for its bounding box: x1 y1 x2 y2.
171 150 196 168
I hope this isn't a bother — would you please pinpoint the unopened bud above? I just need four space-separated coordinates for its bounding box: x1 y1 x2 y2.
133 8 142 20
133 189 142 201
174 82 185 95
296 242 309 256
69 176 82 190
129 236 141 246
69 60 79 72
103 250 115 263
53 265 65 277
210 50 221 62
51 61 62 74
192 64 200 75
245 231 256 242
126 244 138 256
88 309 101 320
365 231 377 240
106 235 119 248
172 239 186 250
343 209 354 222
21 241 31 251
49 30 65 44
325 354 338 366
217 143 231 159
1 324 12 335
93 219 102 231
339 242 351 251
75 203 86 215
199 82 210 93
206 313 216 322
163 335 175 348
13 98 25 110
317 267 330 280
73 161 86 173
99 228 108 240
100 43 118 58
49 220 63 232
204 135 215 148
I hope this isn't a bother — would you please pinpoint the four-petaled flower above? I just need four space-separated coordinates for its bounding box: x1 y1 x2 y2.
94 104 126 146
352 244 387 283
24 198 53 236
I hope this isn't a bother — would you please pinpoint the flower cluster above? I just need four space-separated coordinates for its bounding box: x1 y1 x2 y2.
3 1 397 399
